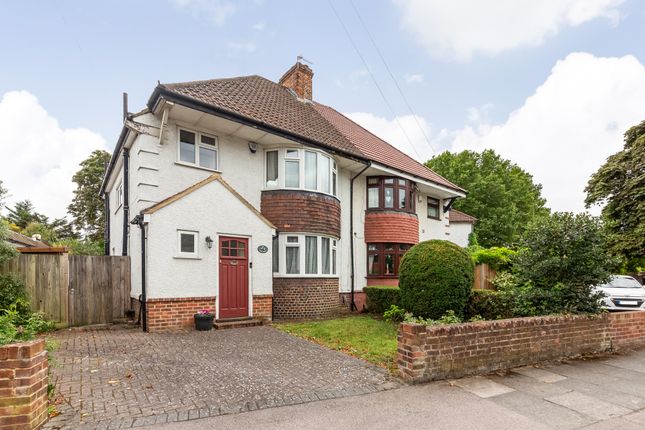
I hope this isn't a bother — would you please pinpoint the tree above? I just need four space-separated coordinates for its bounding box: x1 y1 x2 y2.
514 212 618 314
0 221 18 265
426 149 549 247
67 150 111 241
0 180 7 211
5 200 48 230
585 120 645 271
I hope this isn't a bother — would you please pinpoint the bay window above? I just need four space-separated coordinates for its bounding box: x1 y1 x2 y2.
264 148 338 196
178 128 218 170
277 234 338 276
367 243 411 277
367 176 416 213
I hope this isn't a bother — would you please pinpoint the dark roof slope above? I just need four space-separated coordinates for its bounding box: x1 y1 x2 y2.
449 209 477 223
156 75 465 193
6 230 48 247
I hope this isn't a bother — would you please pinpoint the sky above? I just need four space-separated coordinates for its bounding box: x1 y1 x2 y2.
1 0 644 219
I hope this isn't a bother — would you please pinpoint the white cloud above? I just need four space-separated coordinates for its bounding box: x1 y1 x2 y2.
252 21 265 31
466 103 494 123
448 52 645 213
169 0 235 26
227 41 256 53
403 73 424 84
0 91 107 219
394 0 624 61
345 112 435 161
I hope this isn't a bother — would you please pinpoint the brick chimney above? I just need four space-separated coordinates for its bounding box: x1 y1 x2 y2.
279 61 314 100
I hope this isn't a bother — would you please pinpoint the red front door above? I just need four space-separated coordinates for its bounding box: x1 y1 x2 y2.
219 236 249 319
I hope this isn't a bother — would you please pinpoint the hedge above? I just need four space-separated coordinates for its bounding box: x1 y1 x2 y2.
364 286 401 314
465 290 515 320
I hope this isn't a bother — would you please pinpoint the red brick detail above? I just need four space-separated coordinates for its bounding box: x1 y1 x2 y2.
0 339 48 430
273 278 339 320
397 312 645 383
146 297 216 332
364 212 419 244
339 292 367 312
279 62 314 100
253 295 273 321
366 277 399 287
261 190 340 237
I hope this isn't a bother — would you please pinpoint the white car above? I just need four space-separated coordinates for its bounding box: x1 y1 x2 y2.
595 275 645 311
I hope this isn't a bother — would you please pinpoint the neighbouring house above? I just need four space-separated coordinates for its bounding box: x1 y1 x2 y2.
100 61 474 331
4 230 66 254
447 209 477 247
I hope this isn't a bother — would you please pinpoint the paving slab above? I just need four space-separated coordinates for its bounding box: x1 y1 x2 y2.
512 366 568 383
545 391 633 421
449 375 515 398
553 377 645 411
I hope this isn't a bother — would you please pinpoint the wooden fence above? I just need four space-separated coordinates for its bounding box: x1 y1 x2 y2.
1 254 130 326
473 263 496 290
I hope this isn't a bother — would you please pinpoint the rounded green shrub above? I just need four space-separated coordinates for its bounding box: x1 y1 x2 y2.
399 240 474 319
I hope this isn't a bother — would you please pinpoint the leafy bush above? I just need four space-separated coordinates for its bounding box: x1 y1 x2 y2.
399 240 474 319
0 221 18 265
403 310 463 325
383 304 406 323
465 290 515 320
365 286 401 314
0 304 53 346
514 212 617 314
0 274 30 320
470 247 517 271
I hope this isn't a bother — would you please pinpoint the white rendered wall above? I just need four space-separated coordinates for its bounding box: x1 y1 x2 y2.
449 222 473 248
417 192 450 242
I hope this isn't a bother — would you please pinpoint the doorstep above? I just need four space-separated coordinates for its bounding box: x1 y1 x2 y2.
214 317 264 330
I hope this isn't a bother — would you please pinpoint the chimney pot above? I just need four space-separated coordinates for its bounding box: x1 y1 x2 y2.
279 61 314 100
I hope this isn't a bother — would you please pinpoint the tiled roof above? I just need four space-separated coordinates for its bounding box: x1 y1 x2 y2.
158 76 465 193
449 209 477 223
6 230 48 247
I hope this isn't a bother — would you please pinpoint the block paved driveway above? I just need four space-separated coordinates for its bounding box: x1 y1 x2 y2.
45 325 399 429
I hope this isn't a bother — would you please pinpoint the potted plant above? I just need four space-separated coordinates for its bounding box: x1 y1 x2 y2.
194 309 214 331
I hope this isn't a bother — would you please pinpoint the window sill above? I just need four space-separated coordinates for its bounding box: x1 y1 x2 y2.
173 255 202 260
366 275 399 279
261 188 339 201
174 161 221 173
273 274 339 279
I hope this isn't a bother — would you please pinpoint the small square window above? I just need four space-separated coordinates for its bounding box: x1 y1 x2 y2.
177 231 198 256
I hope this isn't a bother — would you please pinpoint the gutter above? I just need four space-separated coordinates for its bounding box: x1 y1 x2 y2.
122 148 130 256
130 214 148 332
104 194 110 255
349 161 371 311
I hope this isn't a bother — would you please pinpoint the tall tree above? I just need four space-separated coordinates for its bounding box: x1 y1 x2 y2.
426 149 549 247
5 200 48 230
67 150 111 241
0 180 7 211
585 120 645 270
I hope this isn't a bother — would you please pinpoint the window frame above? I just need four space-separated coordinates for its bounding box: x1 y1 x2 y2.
276 233 339 277
366 176 416 213
264 148 338 197
427 197 441 220
366 243 411 278
177 230 199 258
115 181 123 210
176 127 219 171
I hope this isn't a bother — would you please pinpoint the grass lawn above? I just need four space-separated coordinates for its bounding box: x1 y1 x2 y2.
274 315 399 372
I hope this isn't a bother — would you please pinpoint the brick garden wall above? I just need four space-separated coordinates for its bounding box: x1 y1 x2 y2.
146 297 216 332
0 338 48 430
273 278 339 320
252 295 273 321
398 312 645 383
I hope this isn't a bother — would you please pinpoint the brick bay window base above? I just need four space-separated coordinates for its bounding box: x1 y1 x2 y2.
146 297 216 332
252 294 273 321
273 278 339 320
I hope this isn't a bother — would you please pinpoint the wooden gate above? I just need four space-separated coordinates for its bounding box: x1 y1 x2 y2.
0 254 130 326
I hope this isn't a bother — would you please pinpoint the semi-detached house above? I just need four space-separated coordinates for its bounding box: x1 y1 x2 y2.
100 61 475 331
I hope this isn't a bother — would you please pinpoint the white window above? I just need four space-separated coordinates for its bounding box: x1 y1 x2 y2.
116 182 123 209
278 234 338 277
177 230 198 257
265 148 337 196
178 128 218 170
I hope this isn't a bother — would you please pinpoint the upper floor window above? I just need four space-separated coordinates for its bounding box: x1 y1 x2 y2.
367 176 416 213
265 148 337 197
178 128 218 170
116 182 123 208
427 197 441 219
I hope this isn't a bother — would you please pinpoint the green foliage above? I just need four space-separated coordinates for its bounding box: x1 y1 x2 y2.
383 304 406 323
399 240 474 319
0 274 31 319
0 180 7 210
54 238 104 255
426 149 549 247
403 310 463 325
585 120 645 269
465 290 515 320
469 246 517 271
5 200 48 230
365 286 401 314
0 305 54 346
0 221 18 265
67 150 111 241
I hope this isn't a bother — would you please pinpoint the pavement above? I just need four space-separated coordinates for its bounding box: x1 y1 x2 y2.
149 349 645 430
45 325 399 429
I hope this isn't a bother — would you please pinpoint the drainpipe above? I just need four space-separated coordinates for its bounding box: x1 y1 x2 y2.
122 148 130 256
349 162 371 311
131 214 148 332
104 194 110 255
